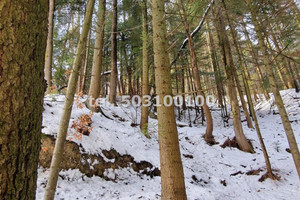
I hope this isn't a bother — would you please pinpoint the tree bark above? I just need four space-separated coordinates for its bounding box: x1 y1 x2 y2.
0 0 48 199
221 0 277 178
205 21 224 108
241 20 271 100
152 0 187 199
140 0 150 134
79 30 91 94
88 0 106 108
45 0 55 94
213 3 254 153
180 0 215 144
222 7 253 128
269 28 294 88
108 0 118 105
245 0 300 180
43 1 95 199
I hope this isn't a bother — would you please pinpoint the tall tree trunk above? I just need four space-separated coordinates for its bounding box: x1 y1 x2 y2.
265 38 289 89
221 0 277 178
108 0 118 105
241 20 271 100
269 28 294 88
205 21 224 108
232 65 253 128
43 1 95 199
245 0 300 180
222 8 253 128
180 0 215 144
0 0 48 199
122 37 133 96
45 0 55 94
88 0 106 108
213 3 254 153
80 30 91 94
77 38 86 94
152 0 187 198
140 0 149 134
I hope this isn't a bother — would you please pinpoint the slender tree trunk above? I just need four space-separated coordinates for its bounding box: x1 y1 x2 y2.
123 40 133 96
80 31 91 94
0 0 48 199
181 67 187 110
205 21 224 108
213 3 254 153
180 0 215 144
221 0 277 178
269 29 294 88
232 66 253 128
241 50 277 180
222 8 253 128
265 38 289 89
246 0 300 180
45 0 55 94
241 20 271 100
43 1 95 199
108 0 118 105
77 38 86 94
140 0 149 134
152 0 187 198
119 48 125 95
88 0 106 108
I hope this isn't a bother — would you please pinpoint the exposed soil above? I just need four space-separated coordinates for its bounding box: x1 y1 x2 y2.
39 135 160 180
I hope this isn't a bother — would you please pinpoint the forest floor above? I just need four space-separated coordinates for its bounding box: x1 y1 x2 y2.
36 89 300 200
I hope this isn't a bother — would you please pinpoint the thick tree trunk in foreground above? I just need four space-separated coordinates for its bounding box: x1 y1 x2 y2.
152 0 187 199
246 0 300 180
108 0 118 105
88 0 106 108
45 0 55 94
43 1 95 199
0 0 48 199
214 4 254 153
140 0 150 134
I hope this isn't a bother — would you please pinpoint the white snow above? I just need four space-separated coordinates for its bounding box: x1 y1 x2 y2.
37 89 300 199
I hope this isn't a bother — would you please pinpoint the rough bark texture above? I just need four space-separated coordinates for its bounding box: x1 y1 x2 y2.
108 0 118 105
152 0 187 199
246 0 300 180
45 0 55 94
43 1 95 199
140 0 149 134
213 3 254 153
0 0 49 199
88 0 106 105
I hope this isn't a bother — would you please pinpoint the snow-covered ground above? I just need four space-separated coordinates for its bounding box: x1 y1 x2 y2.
37 89 300 200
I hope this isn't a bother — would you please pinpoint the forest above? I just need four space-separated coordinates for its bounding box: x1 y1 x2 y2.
0 0 300 199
